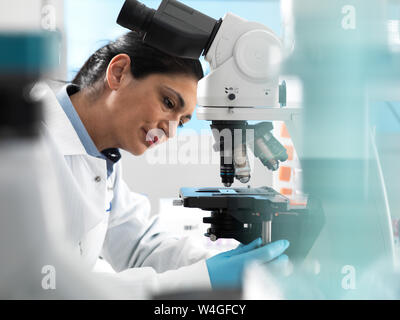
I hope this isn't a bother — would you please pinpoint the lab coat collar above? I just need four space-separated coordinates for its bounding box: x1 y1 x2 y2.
39 82 87 156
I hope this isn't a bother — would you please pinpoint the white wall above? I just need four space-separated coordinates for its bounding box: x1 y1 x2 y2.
0 0 42 30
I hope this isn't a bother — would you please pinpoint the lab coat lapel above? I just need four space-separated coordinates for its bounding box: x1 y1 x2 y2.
39 83 107 245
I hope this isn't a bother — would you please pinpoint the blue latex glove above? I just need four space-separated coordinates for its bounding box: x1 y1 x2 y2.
206 238 290 289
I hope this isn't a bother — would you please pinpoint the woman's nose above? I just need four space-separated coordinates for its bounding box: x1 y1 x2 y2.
160 118 180 139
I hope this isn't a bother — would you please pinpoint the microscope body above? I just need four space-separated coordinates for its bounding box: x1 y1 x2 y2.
197 12 282 110
196 12 289 187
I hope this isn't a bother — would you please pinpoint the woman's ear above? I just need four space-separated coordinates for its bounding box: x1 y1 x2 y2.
106 53 132 90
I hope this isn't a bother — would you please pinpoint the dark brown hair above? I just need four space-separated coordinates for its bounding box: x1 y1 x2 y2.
72 31 204 89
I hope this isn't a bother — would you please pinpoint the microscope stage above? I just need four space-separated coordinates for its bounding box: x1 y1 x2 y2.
179 186 289 213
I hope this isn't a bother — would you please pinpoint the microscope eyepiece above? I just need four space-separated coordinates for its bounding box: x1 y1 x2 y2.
117 0 155 34
117 0 219 59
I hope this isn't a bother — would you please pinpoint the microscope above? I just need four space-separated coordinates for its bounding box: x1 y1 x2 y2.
117 0 324 261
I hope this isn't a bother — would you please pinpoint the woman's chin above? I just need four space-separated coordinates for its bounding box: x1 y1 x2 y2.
126 144 147 156
125 138 159 156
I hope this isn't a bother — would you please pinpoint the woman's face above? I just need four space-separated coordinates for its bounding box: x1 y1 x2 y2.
106 56 198 156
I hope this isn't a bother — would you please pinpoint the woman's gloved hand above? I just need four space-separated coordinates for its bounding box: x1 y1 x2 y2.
206 238 290 289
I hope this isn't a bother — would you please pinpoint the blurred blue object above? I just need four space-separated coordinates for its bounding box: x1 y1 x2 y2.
0 32 58 74
372 101 400 133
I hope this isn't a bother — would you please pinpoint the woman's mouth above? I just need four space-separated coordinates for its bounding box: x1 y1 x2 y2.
143 128 160 146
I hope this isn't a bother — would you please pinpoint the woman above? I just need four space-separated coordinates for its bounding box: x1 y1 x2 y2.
41 31 289 294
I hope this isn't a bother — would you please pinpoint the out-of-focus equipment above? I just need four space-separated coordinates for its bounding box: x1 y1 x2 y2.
0 25 71 298
0 0 128 299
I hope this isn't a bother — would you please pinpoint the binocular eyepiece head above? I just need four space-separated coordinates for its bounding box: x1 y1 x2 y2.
116 0 221 59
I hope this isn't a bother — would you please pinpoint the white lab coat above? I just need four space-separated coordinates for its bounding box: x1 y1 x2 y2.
38 83 212 296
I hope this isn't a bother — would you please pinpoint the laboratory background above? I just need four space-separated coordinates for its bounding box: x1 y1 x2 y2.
1 0 400 300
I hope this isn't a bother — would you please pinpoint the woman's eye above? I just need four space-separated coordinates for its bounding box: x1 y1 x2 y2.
163 97 175 109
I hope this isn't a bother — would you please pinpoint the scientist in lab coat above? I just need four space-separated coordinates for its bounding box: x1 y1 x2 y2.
40 31 290 294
